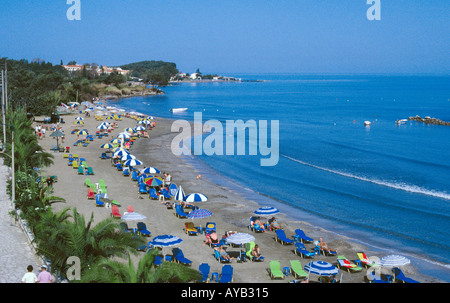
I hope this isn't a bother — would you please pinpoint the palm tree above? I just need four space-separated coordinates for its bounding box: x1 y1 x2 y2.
34 207 145 279
79 249 202 283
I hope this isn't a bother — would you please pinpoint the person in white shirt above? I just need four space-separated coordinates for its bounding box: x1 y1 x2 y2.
21 265 38 283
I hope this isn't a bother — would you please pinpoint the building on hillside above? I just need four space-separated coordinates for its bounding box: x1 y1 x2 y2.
62 64 84 72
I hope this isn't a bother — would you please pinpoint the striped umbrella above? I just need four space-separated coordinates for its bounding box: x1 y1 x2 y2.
74 120 84 125
124 127 134 133
110 138 122 144
77 130 89 136
121 154 136 161
225 233 255 245
135 126 146 131
75 116 84 120
254 206 279 216
377 255 410 267
175 185 185 201
124 159 143 167
184 193 208 203
304 261 339 277
100 143 114 149
97 124 109 130
151 235 183 259
113 149 129 157
141 167 160 174
145 177 163 187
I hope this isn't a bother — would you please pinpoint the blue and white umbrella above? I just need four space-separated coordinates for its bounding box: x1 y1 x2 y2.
175 186 186 202
141 167 161 174
254 206 279 216
121 154 136 161
184 193 208 203
113 149 129 157
124 159 143 167
122 212 147 222
97 124 109 130
134 126 146 131
152 235 183 259
304 261 339 277
377 255 410 267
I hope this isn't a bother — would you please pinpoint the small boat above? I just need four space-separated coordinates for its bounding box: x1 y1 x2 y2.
170 108 188 113
395 119 408 124
364 121 371 126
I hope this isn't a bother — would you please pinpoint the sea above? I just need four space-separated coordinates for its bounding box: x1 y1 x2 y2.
107 74 450 282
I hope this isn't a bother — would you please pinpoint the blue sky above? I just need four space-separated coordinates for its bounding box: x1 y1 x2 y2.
0 0 449 74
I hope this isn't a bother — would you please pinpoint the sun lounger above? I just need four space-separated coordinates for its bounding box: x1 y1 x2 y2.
148 188 159 199
205 222 216 235
131 170 138 181
355 252 377 268
72 161 78 169
119 222 133 233
248 216 265 233
136 222 151 237
123 167 130 176
111 205 121 218
275 229 294 245
198 263 210 283
290 260 308 279
392 267 419 283
337 255 363 272
367 271 390 283
293 229 314 243
184 222 198 236
77 166 84 175
172 248 192 266
245 241 264 262
73 154 78 159
95 194 104 207
219 265 233 283
116 163 123 171
154 255 173 266
139 183 148 194
269 260 285 279
175 204 189 219
214 249 232 263
87 188 95 200
294 242 315 258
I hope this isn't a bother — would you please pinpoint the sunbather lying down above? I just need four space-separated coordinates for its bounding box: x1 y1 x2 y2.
215 246 233 261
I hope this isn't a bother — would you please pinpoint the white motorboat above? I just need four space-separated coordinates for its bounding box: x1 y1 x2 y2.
364 121 371 126
170 108 188 113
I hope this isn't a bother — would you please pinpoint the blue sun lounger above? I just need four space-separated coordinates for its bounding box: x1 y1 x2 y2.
393 268 419 283
137 222 151 237
198 263 210 283
293 229 314 243
275 229 294 245
214 249 232 263
139 183 148 194
175 204 189 218
219 265 233 283
148 188 159 199
294 242 315 258
172 248 192 266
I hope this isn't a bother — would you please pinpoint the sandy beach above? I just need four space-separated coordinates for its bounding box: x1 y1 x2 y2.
36 109 440 283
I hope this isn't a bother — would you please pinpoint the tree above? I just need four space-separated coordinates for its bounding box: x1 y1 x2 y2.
79 249 202 283
67 60 77 65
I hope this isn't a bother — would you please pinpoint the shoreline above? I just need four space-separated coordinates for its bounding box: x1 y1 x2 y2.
38 102 445 283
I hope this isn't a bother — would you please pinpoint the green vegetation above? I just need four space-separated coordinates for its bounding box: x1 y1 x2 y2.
1 108 201 282
2 57 177 117
121 60 178 87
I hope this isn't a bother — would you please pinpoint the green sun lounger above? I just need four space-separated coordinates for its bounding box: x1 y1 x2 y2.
290 260 308 279
269 260 284 279
337 255 363 273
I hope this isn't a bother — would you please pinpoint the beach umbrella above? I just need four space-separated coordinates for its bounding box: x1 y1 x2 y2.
74 120 84 125
75 116 84 120
225 233 255 245
377 255 411 268
184 193 208 203
175 185 186 201
304 261 339 277
113 149 129 157
77 130 89 136
100 143 114 149
121 154 136 161
377 255 411 282
118 132 131 139
124 127 134 133
141 167 161 174
254 206 279 216
145 177 163 187
124 159 143 167
97 124 109 130
49 130 65 149
110 138 122 144
187 208 213 232
134 126 146 131
151 235 183 259
122 212 147 232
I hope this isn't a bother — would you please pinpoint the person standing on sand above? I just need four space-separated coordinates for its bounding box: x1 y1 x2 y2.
37 265 53 283
21 265 38 283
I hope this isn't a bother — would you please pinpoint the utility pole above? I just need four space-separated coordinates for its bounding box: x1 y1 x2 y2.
1 70 6 146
